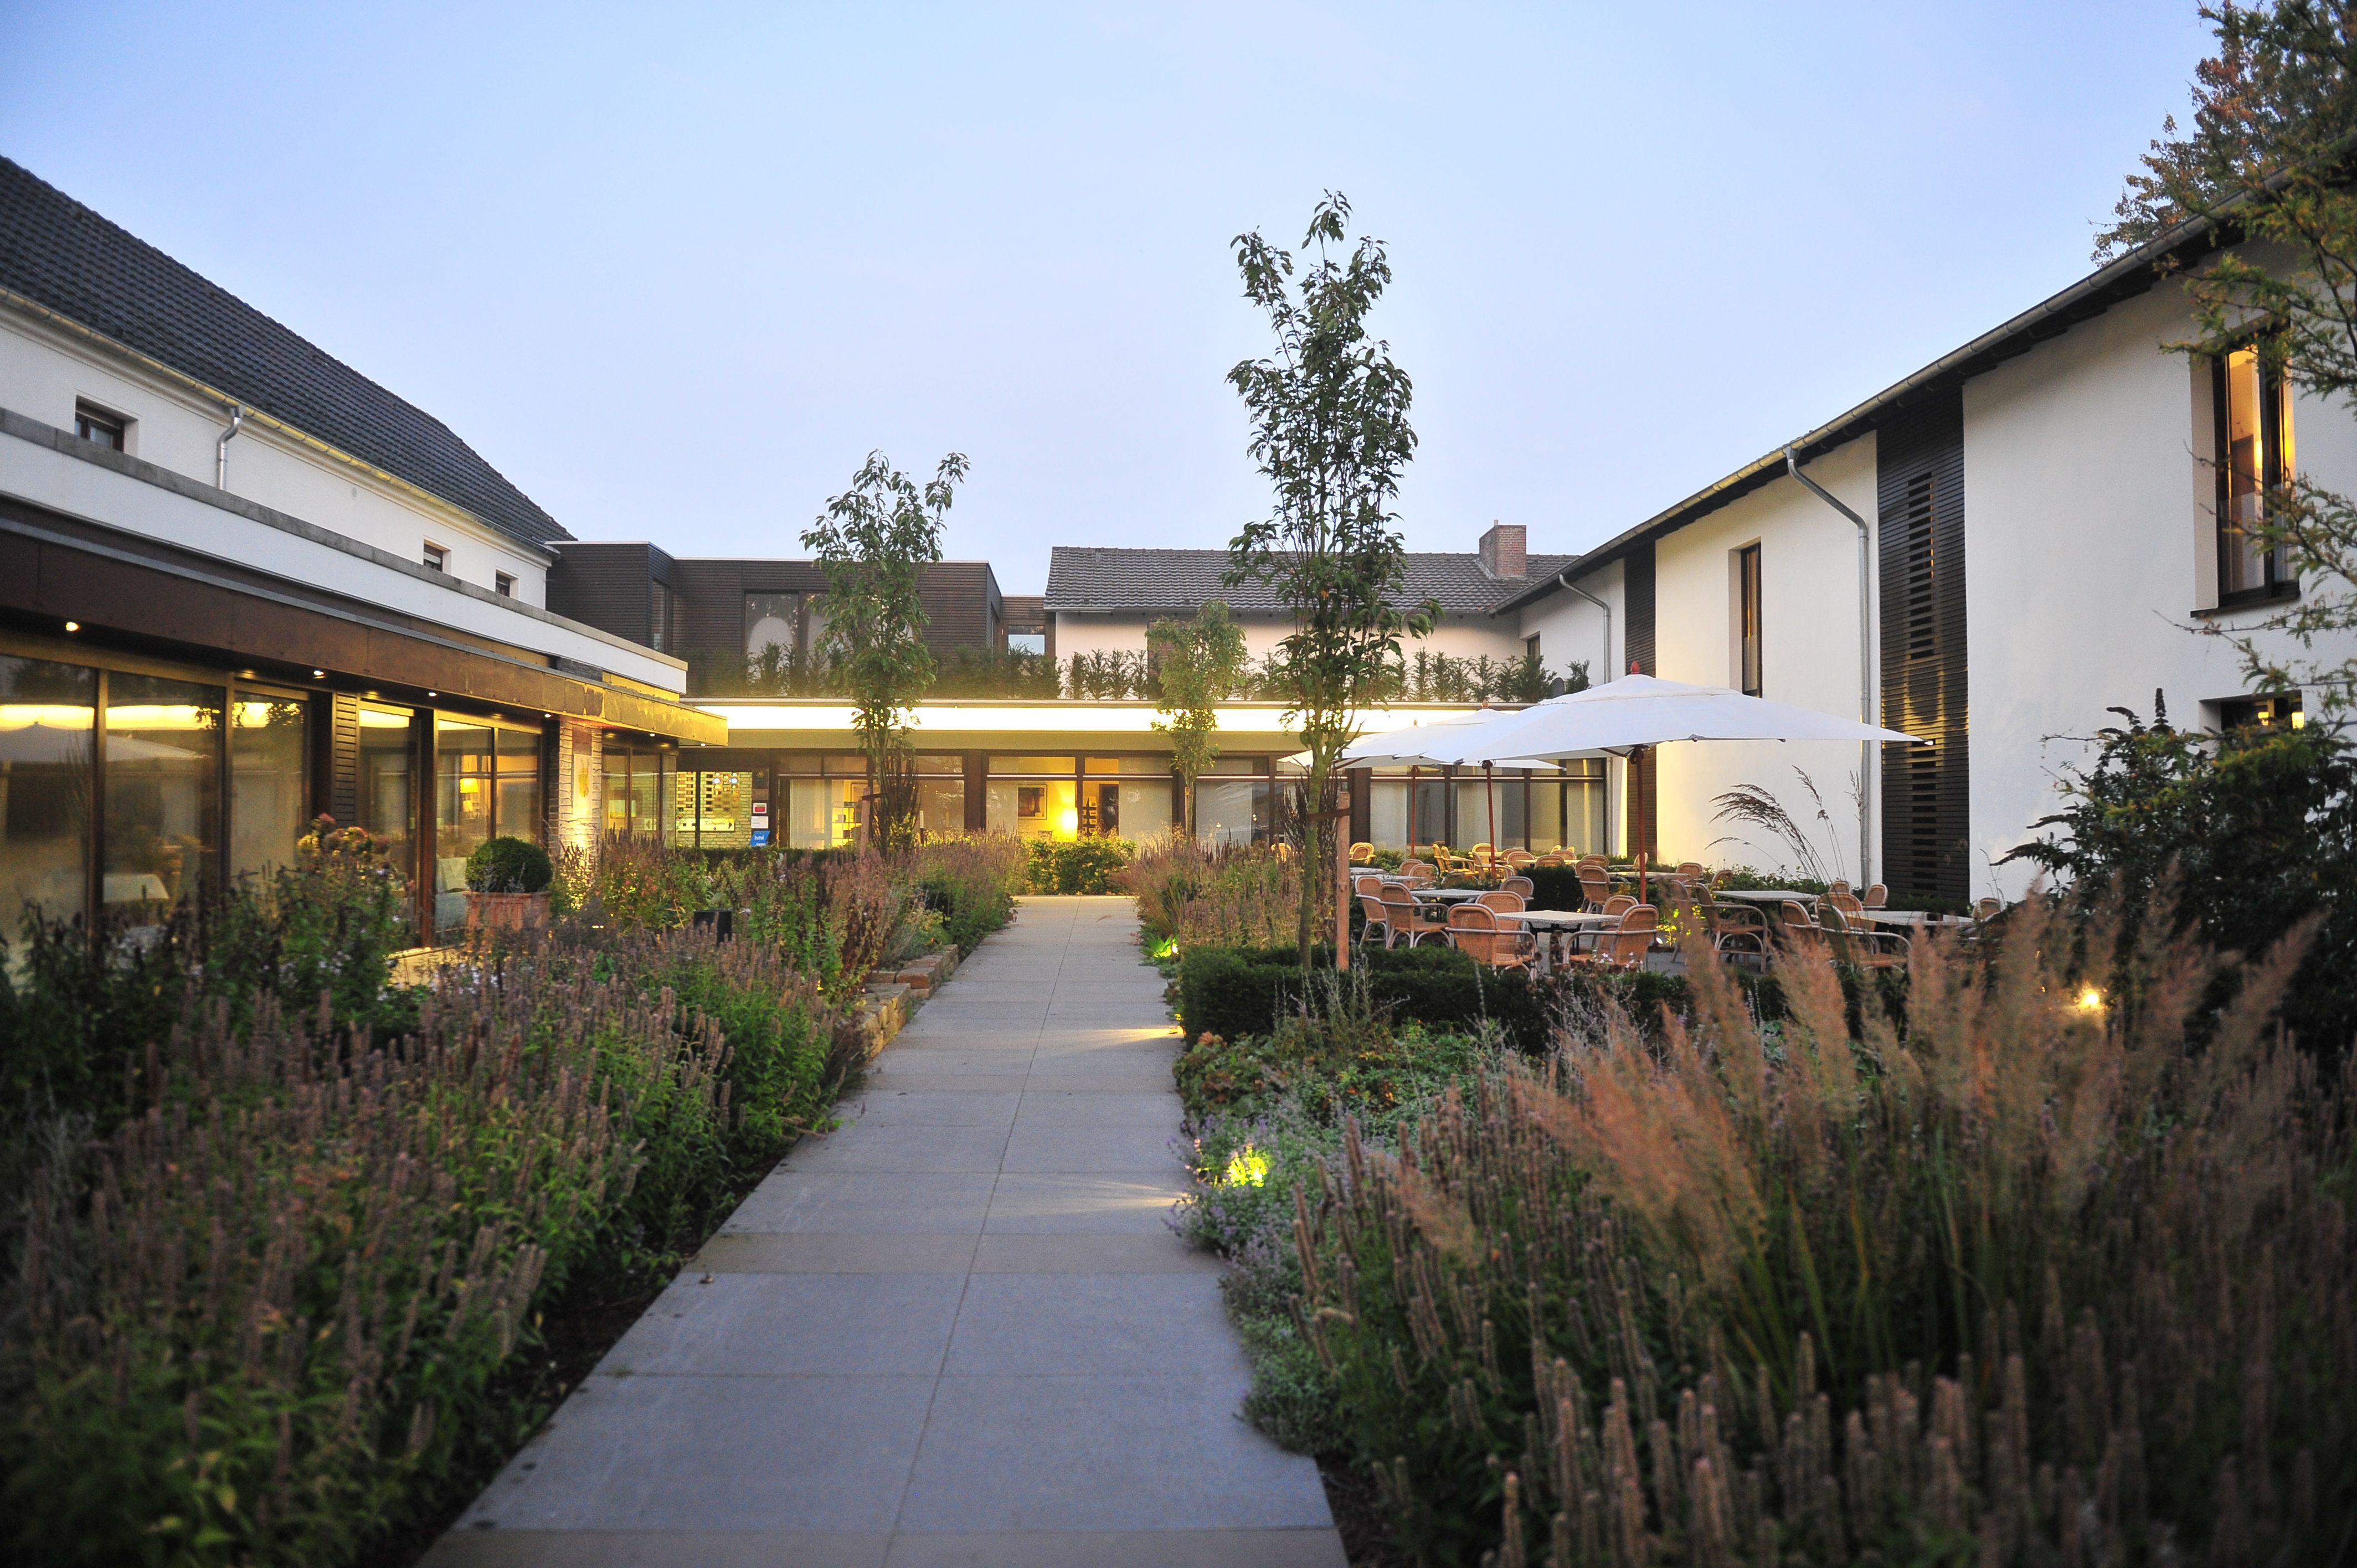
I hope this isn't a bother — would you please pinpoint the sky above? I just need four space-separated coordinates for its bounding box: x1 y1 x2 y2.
1 2 2215 593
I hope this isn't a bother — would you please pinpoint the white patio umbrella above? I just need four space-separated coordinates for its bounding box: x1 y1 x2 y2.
1411 675 1925 899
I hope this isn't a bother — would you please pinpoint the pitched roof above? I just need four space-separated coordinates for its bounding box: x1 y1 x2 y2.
1045 546 1573 618
0 157 568 549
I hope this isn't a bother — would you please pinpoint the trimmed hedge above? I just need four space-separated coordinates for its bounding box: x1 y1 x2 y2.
1177 942 1550 1050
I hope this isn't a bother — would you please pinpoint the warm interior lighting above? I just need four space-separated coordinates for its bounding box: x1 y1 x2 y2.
2076 986 2104 1013
2292 710 2308 729
1058 806 1080 835
311 669 326 678
61 621 78 633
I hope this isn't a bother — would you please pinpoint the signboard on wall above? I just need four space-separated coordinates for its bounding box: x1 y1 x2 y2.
750 827 770 847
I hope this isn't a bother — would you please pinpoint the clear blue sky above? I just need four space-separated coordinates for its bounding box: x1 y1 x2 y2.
2 1 2212 592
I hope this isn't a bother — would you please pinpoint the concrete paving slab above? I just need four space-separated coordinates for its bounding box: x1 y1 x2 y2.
944 1273 1248 1376
983 1172 1193 1234
1013 1089 1187 1126
882 1529 1347 1568
788 1123 1013 1173
845 1090 1026 1128
719 1172 998 1235
600 1272 965 1376
897 1374 1331 1532
999 1122 1186 1173
691 1232 979 1275
426 1530 893 1567
969 1233 1222 1273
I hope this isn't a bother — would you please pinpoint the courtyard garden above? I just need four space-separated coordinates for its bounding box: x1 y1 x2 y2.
0 823 1026 1567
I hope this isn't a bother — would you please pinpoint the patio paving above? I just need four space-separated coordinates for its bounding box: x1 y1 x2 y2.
426 894 1343 1568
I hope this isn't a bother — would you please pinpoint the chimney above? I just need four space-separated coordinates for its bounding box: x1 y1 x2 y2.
1478 521 1527 581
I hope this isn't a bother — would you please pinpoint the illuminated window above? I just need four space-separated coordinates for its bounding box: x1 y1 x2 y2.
2220 693 2304 732
2216 344 2295 602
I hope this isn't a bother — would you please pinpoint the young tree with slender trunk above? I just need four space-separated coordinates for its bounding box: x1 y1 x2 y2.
802 451 968 850
1150 598 1249 838
2101 0 2357 711
1226 193 1434 967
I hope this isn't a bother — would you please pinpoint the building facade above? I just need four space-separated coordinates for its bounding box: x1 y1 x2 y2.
0 157 720 941
1497 221 2357 903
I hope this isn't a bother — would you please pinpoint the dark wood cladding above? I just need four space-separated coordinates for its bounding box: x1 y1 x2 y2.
1877 390 1970 905
661 559 1002 663
0 510 721 744
547 542 678 644
326 693 360 824
1623 541 1658 858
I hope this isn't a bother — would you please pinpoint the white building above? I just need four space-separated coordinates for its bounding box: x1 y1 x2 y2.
1496 221 2351 904
0 156 718 937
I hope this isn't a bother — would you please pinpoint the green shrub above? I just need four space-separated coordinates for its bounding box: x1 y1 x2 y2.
1176 942 1551 1051
1025 835 1133 894
465 834 553 893
913 833 1027 952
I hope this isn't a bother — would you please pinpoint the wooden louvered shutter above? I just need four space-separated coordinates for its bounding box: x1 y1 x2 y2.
1877 393 1970 905
1623 541 1659 859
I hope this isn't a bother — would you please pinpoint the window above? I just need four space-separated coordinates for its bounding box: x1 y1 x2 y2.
650 581 674 652
75 400 126 451
105 673 223 919
2220 692 2304 732
1524 634 1541 662
423 542 449 573
495 572 514 597
0 655 95 922
1005 631 1046 656
229 693 309 880
2216 343 2296 602
1736 543 1763 696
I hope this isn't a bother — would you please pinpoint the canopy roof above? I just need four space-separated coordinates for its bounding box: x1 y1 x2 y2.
1371 675 1923 765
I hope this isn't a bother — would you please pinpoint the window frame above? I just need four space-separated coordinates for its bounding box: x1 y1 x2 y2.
494 571 515 597
1735 541 1763 697
422 541 449 574
74 399 128 451
2213 341 2298 607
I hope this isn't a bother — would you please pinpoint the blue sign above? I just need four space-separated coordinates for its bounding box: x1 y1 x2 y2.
750 828 770 847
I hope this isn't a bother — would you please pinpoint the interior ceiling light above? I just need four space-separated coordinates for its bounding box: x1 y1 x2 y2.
62 621 79 632
312 669 326 678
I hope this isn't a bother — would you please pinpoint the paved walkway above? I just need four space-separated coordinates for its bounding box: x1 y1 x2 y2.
430 895 1342 1568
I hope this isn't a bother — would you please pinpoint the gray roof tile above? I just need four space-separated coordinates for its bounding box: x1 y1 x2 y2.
1044 546 1572 618
0 157 568 549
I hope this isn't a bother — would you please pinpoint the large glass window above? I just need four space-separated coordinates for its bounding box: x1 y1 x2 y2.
1453 774 1526 852
104 674 222 918
230 694 308 881
2218 343 2295 601
497 725 542 844
987 755 1077 842
357 705 415 879
0 656 94 925
915 755 965 839
1192 757 1273 848
434 719 495 931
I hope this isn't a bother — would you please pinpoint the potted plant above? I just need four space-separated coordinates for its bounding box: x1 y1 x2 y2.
464 835 554 936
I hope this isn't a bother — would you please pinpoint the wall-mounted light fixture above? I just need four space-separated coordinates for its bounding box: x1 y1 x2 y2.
63 621 78 633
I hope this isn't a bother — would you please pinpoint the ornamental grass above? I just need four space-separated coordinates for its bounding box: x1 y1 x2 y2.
1123 834 1301 951
1288 896 2355 1564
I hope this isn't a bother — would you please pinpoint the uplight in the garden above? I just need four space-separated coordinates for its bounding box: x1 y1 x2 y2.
1224 1146 1270 1187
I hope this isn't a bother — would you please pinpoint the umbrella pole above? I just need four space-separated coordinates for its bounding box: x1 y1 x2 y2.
1485 763 1496 871
1635 745 1649 905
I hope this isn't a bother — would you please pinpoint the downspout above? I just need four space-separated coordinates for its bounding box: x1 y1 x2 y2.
1552 566 1617 856
1782 446 1876 889
215 404 244 489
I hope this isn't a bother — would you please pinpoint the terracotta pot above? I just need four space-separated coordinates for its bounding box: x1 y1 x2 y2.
465 890 550 935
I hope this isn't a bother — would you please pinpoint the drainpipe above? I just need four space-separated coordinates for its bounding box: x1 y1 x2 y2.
1552 566 1617 855
1782 446 1876 889
215 404 244 489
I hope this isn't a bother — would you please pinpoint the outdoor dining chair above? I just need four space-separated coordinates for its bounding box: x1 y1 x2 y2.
1378 886 1450 947
1504 848 1536 868
1476 890 1525 914
1357 888 1397 948
1500 874 1535 901
1567 904 1658 972
1576 864 1613 910
1704 900 1770 961
1349 840 1376 865
1602 894 1637 918
1821 904 1910 970
1447 902 1535 971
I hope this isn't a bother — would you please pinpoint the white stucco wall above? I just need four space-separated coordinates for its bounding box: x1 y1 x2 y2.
0 309 550 602
1961 281 2357 900
1051 606 1531 669
1646 437 1881 880
1516 556 1623 685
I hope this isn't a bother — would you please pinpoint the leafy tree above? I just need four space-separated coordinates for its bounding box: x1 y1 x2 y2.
2002 695 2357 1056
802 451 968 849
1150 599 1250 837
2099 0 2357 708
1227 193 1436 967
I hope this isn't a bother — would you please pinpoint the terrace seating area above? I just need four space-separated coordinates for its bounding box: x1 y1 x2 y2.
1351 855 1999 977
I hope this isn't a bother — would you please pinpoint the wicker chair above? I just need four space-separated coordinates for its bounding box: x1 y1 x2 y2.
1576 864 1613 910
1567 904 1658 972
1357 889 1398 948
1448 902 1535 971
1500 874 1535 902
1349 841 1376 865
1704 900 1770 960
1476 890 1525 915
1602 894 1638 918
1378 886 1449 947
1864 883 1888 909
1821 904 1909 970
1504 848 1536 868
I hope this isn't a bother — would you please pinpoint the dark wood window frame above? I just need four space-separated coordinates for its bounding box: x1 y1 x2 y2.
1735 541 1763 697
75 399 128 451
2213 340 2298 608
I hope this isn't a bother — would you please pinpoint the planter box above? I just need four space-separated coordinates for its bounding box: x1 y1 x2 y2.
465 890 550 935
891 946 960 998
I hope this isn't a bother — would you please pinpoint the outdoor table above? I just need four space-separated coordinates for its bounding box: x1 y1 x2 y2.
1857 910 1974 929
1713 889 1820 905
1409 887 1488 905
1497 908 1615 967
